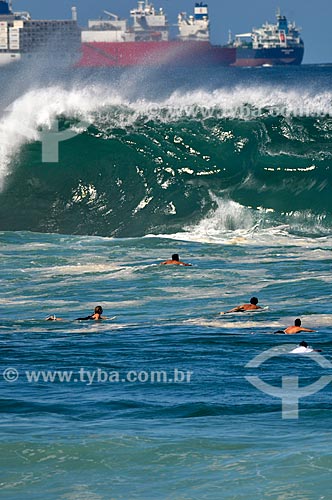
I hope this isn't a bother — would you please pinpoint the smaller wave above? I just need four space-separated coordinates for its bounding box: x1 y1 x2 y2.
148 195 332 247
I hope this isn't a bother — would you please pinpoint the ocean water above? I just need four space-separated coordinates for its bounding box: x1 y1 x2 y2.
1 63 332 499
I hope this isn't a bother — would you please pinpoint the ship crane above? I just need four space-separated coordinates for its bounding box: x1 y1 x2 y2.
103 11 119 21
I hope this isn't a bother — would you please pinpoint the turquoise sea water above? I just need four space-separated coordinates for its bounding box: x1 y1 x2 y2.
1 64 332 499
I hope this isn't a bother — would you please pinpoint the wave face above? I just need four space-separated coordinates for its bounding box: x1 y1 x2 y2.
1 65 332 238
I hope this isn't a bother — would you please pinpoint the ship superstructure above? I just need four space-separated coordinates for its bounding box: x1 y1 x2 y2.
0 0 80 65
83 1 212 44
232 11 304 66
130 0 168 41
82 0 168 44
178 3 209 41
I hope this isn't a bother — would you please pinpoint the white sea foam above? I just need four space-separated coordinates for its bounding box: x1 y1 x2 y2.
184 318 279 330
148 195 332 247
153 226 332 248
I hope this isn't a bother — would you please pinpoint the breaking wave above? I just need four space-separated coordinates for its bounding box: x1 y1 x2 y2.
1 66 332 240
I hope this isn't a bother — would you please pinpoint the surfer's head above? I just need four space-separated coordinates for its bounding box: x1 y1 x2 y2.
172 254 179 262
94 306 103 315
250 297 259 305
299 340 308 348
295 318 301 327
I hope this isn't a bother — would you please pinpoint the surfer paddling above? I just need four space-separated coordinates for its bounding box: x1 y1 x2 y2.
76 305 106 321
161 254 192 266
275 318 315 335
46 306 114 322
220 296 262 315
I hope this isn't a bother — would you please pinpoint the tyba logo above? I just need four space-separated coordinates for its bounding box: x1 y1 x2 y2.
39 118 91 163
245 345 332 419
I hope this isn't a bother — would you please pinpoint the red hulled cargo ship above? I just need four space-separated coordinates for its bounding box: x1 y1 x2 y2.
79 1 235 67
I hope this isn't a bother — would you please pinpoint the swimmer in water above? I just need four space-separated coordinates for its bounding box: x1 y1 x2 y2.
220 296 262 314
160 254 192 266
275 318 315 335
76 306 106 321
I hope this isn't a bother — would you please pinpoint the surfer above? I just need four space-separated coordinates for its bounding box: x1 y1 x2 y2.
290 340 321 353
275 318 315 334
161 254 192 266
220 296 262 314
76 305 106 321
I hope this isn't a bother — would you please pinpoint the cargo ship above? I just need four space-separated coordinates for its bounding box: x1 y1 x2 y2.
232 11 304 67
79 1 235 67
0 0 80 66
0 1 304 69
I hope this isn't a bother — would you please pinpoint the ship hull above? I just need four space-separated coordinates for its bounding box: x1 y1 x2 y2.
78 41 236 67
233 46 304 67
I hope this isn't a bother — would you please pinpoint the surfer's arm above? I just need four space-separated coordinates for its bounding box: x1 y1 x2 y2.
300 327 316 332
220 306 244 314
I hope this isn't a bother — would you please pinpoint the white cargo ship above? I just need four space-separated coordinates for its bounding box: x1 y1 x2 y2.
0 0 80 65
